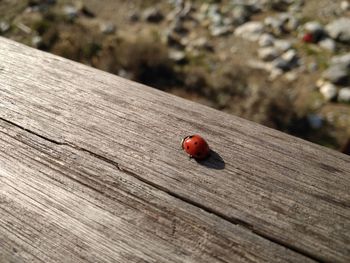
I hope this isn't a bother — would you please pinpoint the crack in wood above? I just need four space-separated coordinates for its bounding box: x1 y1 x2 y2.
0 116 326 262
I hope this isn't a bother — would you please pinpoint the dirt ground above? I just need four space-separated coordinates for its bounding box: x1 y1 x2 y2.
1 0 349 151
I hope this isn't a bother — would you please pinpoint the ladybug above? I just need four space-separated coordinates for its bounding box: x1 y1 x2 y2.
181 135 210 160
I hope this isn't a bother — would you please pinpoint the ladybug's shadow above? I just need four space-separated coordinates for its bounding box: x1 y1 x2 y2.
195 150 225 170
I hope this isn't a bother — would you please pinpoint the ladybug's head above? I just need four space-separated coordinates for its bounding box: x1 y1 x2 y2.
181 135 193 149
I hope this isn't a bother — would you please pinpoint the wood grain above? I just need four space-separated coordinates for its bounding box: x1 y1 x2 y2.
0 118 313 263
0 37 349 262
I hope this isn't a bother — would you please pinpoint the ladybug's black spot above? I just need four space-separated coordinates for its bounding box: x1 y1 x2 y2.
189 136 193 139
187 146 190 150
194 141 198 145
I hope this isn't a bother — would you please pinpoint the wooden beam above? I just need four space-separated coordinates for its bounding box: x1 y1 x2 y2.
0 37 349 262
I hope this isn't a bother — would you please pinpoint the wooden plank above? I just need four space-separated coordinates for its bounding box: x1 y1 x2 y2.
0 37 349 262
0 118 313 263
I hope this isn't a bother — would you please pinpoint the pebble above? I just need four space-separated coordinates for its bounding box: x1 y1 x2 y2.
331 53 350 67
63 5 78 19
31 35 42 47
258 33 275 47
320 82 338 101
168 50 186 63
338 87 350 102
210 25 232 37
318 38 336 52
322 64 349 85
143 7 164 23
264 16 283 35
100 22 116 34
281 49 297 64
304 21 324 34
258 47 280 61
274 39 292 52
325 18 350 43
272 57 291 71
0 21 10 33
307 114 323 129
234 21 264 41
340 1 350 11
232 5 251 25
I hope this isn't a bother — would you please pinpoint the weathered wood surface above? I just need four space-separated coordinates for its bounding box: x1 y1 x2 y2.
0 37 349 263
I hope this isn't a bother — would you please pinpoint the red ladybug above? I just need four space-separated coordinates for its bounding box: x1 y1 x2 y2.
181 135 210 160
302 33 314 43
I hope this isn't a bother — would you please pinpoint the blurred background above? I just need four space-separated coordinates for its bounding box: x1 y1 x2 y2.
1 0 349 153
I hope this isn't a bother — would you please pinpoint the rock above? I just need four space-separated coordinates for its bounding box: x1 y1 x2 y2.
331 53 350 68
168 50 186 63
320 82 338 101
269 67 283 80
340 1 350 11
143 7 164 23
128 11 140 22
258 47 280 61
318 38 336 52
210 25 232 37
0 21 10 33
31 35 42 47
264 16 283 35
303 21 324 42
285 71 298 82
100 22 116 34
258 33 275 47
63 5 78 19
304 21 324 34
281 49 298 64
325 18 350 43
284 14 299 31
307 114 323 129
338 87 350 102
272 57 291 71
322 64 349 85
192 37 213 51
316 79 326 88
234 21 264 41
274 39 292 52
232 5 251 25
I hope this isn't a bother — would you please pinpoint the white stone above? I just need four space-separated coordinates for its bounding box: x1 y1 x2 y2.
281 49 297 63
320 82 338 101
274 39 292 52
340 1 350 11
31 36 42 47
100 22 116 34
325 18 350 43
331 53 350 67
318 38 336 52
338 87 350 102
0 21 10 33
258 33 275 47
234 21 264 41
258 47 280 61
304 21 324 34
316 79 326 88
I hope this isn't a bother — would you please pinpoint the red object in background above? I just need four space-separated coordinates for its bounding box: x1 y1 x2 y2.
182 135 210 160
302 33 314 43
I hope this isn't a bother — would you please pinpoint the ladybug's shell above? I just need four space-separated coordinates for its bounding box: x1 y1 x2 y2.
182 135 210 160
